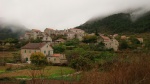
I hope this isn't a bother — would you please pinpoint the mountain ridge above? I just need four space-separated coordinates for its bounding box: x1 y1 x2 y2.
77 12 150 34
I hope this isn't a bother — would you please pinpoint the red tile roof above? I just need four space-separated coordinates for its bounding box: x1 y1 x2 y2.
21 43 47 49
52 54 61 57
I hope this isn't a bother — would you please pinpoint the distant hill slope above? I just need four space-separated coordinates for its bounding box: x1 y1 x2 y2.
77 12 150 34
0 22 28 40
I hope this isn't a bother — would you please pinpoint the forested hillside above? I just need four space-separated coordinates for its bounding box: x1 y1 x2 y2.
0 22 28 40
77 12 150 34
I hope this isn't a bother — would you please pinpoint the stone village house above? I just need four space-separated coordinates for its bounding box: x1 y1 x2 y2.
21 42 67 64
21 42 53 63
97 35 119 51
47 54 67 65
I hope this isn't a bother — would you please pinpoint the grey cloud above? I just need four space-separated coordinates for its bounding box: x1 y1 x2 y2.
0 0 150 31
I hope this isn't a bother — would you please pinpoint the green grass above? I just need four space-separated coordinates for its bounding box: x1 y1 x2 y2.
0 70 5 74
1 66 76 81
44 66 75 76
48 74 81 81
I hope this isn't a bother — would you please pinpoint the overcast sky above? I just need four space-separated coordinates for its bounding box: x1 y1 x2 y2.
0 0 150 31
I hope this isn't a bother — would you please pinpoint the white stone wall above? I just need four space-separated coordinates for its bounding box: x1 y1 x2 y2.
42 36 52 42
40 43 53 56
21 49 40 62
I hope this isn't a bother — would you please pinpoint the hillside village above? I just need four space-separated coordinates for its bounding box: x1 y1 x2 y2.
19 28 144 64
1 0 150 83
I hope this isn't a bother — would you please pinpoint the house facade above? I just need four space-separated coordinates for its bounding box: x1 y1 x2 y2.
98 35 119 51
21 42 53 63
42 36 52 43
47 54 67 65
23 29 42 40
44 28 55 36
66 28 85 41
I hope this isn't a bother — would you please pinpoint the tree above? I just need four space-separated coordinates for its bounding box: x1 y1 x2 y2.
96 42 105 51
128 36 141 49
65 39 79 46
69 56 93 71
119 40 129 50
31 38 42 43
53 44 66 53
4 38 18 45
83 35 97 43
65 48 85 63
30 52 47 66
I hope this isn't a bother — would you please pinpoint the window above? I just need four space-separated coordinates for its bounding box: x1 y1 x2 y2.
54 58 56 61
35 50 36 53
25 50 26 53
44 51 46 54
48 51 50 55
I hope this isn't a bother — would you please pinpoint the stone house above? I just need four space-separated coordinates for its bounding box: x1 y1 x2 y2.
44 28 55 36
23 29 42 40
137 38 143 43
21 42 53 63
42 36 52 43
24 31 32 40
121 35 129 40
66 28 85 40
47 54 67 65
97 35 119 51
31 29 42 40
66 32 76 40
68 28 85 34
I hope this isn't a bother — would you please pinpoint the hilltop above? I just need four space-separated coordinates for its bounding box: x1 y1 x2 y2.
77 12 150 34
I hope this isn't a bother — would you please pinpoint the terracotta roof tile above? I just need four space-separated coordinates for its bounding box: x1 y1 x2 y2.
52 54 61 57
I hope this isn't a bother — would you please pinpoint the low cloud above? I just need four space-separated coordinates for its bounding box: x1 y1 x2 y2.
0 0 150 31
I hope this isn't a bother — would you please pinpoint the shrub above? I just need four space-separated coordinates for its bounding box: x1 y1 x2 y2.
30 52 47 66
69 56 93 71
80 52 150 84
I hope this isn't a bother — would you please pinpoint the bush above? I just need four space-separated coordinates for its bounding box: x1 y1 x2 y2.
0 77 16 81
20 80 27 84
30 52 47 66
80 53 150 84
69 56 93 71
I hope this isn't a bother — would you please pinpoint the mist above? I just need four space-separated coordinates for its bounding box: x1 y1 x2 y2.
0 0 150 31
